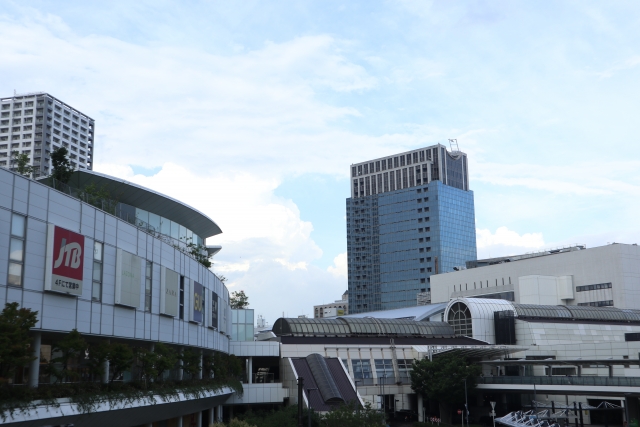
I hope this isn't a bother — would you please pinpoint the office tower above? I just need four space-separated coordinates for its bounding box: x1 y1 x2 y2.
347 143 477 314
0 92 95 177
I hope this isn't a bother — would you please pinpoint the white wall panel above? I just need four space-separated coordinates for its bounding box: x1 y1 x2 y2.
80 204 95 239
23 218 47 291
103 215 117 246
28 182 49 221
12 175 29 215
0 171 13 209
113 306 135 338
47 191 81 232
42 293 77 331
76 299 91 333
22 290 43 328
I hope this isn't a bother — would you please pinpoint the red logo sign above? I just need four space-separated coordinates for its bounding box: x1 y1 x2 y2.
52 227 84 281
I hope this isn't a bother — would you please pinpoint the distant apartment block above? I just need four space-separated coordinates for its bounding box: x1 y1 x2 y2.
0 92 94 177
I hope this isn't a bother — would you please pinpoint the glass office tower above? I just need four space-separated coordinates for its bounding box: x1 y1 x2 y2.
346 144 477 313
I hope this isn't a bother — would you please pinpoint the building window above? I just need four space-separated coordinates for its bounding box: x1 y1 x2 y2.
92 241 103 301
8 213 26 287
448 301 472 337
352 359 372 384
576 282 612 292
577 300 613 307
144 261 152 312
375 359 394 382
179 276 185 319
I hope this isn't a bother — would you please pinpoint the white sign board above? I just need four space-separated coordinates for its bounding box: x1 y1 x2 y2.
161 267 179 317
115 249 142 308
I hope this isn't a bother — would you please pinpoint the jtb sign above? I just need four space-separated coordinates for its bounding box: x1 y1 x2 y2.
193 281 204 323
45 224 85 295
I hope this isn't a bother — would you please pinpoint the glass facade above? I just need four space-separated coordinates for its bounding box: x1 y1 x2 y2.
347 180 477 313
231 309 255 341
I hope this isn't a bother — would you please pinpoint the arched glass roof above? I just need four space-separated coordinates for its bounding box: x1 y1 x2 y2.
272 317 455 337
512 304 640 323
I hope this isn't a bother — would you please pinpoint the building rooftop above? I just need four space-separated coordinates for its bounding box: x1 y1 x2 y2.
272 317 454 338
339 303 446 321
464 244 587 269
39 169 222 239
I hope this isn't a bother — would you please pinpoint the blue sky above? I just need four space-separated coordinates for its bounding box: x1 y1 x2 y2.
2 1 640 322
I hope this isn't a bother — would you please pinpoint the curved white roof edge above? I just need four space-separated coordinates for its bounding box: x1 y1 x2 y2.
43 170 223 238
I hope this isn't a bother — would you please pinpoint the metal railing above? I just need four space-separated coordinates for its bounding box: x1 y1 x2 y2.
478 375 640 387
354 376 412 387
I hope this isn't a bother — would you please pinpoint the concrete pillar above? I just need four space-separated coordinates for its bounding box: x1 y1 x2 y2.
198 350 203 380
217 405 223 422
197 410 202 426
229 405 234 420
28 332 41 388
418 393 424 422
248 356 253 384
177 415 183 427
209 407 215 425
178 347 184 380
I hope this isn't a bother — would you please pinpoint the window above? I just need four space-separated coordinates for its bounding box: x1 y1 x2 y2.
397 359 413 383
179 276 185 319
577 300 613 307
144 261 152 312
8 213 26 287
448 301 472 336
375 359 394 382
92 241 103 301
352 359 372 384
576 282 612 292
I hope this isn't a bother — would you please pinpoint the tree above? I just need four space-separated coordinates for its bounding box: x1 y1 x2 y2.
321 401 385 427
134 346 158 386
46 329 86 383
410 351 481 405
218 275 227 283
50 146 74 184
11 151 34 177
0 303 38 380
85 341 109 381
230 290 249 309
107 343 134 384
180 348 201 379
154 342 178 381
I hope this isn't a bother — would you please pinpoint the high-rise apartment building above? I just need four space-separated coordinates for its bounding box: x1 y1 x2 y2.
0 92 94 177
347 143 477 314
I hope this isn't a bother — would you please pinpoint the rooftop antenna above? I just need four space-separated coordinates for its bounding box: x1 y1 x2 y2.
448 138 460 154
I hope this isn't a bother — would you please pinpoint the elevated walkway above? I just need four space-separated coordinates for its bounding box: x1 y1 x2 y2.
477 376 640 396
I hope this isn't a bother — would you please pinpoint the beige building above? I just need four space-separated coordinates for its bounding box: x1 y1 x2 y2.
313 290 348 318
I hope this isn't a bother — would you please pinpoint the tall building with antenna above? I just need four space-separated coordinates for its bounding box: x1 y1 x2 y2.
0 92 95 177
346 141 477 314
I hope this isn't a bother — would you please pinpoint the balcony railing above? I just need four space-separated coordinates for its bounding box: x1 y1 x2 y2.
478 375 640 387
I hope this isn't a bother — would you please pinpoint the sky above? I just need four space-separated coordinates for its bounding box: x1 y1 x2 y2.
2 1 640 324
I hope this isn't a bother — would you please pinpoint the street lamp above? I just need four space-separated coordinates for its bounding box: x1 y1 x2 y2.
464 378 469 427
379 374 387 414
307 388 318 427
354 380 362 416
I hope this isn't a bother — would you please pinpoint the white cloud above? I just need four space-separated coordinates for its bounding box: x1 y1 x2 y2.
476 226 545 259
95 162 338 321
327 252 348 278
